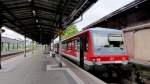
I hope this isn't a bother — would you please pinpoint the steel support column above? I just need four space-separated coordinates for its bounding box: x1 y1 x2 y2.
24 35 26 57
1 42 3 51
58 15 63 67
0 29 2 69
8 43 10 51
51 40 55 57
0 29 5 69
45 44 46 52
0 17 4 69
32 40 34 54
49 43 51 51
58 31 62 67
13 43 15 50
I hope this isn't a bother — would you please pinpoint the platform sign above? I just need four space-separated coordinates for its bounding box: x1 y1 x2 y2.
108 33 123 41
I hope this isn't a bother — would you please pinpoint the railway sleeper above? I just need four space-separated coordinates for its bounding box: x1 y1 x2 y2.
89 63 147 84
117 63 147 84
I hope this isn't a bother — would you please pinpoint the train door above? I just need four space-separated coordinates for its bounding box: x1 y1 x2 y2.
75 37 83 66
80 36 84 68
79 33 88 68
76 39 80 60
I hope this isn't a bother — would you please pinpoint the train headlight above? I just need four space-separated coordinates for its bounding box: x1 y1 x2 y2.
97 58 101 62
110 57 114 61
93 59 96 62
122 57 126 61
93 58 101 62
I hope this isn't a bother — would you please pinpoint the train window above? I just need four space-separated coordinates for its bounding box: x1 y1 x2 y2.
71 41 72 49
68 41 72 49
66 41 69 49
74 40 78 50
62 42 67 49
72 40 74 49
68 42 70 49
62 42 64 49
77 39 80 51
65 42 67 49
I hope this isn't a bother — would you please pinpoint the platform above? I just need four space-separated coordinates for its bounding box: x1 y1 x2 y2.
1 50 23 56
1 48 32 57
129 58 150 68
0 48 106 84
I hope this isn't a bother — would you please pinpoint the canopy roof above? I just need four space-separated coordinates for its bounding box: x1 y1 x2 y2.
0 0 97 44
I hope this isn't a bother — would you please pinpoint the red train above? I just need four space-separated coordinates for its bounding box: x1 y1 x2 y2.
59 28 128 70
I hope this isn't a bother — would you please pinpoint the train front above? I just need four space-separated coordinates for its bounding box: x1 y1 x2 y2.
90 29 128 69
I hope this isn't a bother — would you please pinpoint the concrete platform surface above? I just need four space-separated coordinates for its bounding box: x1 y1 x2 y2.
0 48 106 84
130 58 150 68
1 48 31 57
1 50 23 56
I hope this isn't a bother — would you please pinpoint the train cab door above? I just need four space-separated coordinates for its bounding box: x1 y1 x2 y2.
79 33 88 68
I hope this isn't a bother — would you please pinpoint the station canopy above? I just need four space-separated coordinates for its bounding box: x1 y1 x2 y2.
0 0 97 44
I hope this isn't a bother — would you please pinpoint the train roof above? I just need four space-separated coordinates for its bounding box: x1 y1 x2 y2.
87 27 123 33
62 27 123 42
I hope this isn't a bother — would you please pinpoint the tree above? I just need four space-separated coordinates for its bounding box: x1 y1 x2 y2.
62 24 78 39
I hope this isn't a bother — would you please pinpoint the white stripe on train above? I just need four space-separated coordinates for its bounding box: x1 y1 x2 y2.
61 52 128 65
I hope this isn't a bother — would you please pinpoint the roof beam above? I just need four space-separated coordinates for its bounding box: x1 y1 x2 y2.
6 5 30 10
35 6 57 14
23 23 55 28
0 1 29 33
16 16 55 22
17 17 34 21
24 29 56 34
0 13 23 32
38 16 56 22
62 0 71 16
3 1 28 6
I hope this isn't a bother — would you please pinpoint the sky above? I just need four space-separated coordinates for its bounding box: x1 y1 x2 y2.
75 0 134 31
2 26 31 41
2 0 134 41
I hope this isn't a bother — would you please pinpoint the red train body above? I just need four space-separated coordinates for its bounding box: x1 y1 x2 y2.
60 28 128 70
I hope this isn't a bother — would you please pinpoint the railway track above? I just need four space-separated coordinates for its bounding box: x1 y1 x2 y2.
88 63 150 84
63 56 150 84
1 49 32 61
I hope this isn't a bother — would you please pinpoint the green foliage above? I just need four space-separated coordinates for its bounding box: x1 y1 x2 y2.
62 24 78 39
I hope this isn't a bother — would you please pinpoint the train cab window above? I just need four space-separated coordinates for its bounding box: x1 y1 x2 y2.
92 31 125 55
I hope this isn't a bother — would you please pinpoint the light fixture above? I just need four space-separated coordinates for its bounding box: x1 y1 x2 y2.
28 0 32 2
36 20 39 23
32 10 36 16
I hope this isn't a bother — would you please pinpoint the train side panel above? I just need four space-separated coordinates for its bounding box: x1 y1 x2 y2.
61 31 93 63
